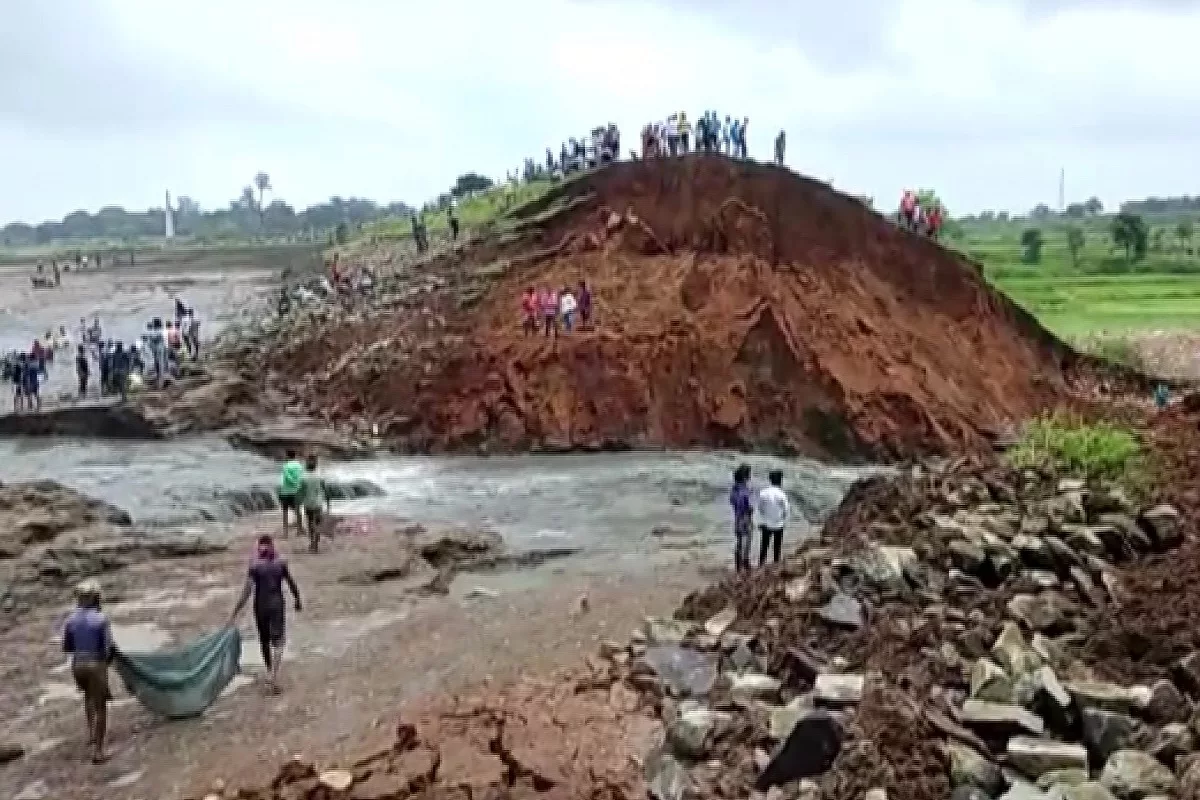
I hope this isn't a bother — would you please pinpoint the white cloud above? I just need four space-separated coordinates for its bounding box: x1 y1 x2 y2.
1 0 1199 223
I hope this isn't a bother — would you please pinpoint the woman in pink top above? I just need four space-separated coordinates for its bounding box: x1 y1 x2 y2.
540 288 559 337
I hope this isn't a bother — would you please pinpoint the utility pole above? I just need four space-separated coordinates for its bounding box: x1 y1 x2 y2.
1058 168 1065 213
164 191 175 239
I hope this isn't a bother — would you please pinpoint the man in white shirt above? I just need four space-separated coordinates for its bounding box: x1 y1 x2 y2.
756 469 790 565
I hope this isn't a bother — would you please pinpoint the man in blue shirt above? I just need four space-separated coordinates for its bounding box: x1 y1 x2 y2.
63 579 115 763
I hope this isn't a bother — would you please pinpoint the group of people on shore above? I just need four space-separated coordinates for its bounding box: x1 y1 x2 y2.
729 464 792 571
640 112 752 160
520 281 593 337
897 191 946 239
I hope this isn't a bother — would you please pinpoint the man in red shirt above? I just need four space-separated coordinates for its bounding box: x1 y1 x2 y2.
927 204 943 239
521 287 537 335
900 191 917 231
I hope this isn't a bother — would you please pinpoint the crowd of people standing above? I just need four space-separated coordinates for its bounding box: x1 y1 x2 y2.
897 191 946 239
729 464 792 572
640 112 753 160
520 281 593 337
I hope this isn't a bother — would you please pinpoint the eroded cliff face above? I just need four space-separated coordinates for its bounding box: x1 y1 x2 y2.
268 156 1081 459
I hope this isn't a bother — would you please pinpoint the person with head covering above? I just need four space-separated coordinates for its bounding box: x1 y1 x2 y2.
62 579 115 763
228 534 302 692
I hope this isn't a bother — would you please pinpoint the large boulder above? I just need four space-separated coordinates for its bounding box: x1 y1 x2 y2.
949 742 1005 795
971 658 1016 703
754 710 843 789
1082 709 1146 763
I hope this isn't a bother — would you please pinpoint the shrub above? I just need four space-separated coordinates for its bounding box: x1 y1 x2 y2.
1007 415 1147 488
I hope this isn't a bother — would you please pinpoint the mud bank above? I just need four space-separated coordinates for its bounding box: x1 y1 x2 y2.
0 403 163 439
247 157 1114 460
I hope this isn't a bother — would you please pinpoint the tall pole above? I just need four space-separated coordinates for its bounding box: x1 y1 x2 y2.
164 191 175 239
1058 168 1065 213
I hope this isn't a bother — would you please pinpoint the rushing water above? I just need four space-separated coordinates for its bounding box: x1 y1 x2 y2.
0 436 873 560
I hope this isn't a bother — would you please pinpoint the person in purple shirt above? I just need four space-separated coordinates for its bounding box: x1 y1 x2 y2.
62 579 115 763
729 463 754 572
229 535 302 693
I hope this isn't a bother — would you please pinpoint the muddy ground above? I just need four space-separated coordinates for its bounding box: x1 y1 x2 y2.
0 510 709 800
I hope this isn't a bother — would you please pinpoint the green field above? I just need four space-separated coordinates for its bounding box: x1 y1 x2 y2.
955 218 1200 338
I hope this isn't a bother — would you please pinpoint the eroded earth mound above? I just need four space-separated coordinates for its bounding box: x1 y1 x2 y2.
267 156 1090 459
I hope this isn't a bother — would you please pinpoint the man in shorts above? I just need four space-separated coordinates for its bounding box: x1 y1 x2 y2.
62 579 114 763
300 454 331 553
277 450 305 538
229 535 302 692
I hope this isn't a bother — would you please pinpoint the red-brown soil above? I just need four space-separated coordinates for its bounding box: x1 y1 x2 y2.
269 156 1094 460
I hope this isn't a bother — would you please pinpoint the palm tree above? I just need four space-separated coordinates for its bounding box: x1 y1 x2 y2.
254 172 272 227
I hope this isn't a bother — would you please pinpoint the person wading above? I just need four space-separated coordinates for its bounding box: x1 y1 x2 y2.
62 579 115 763
300 454 331 553
756 469 790 565
277 450 305 538
228 534 301 693
729 464 754 572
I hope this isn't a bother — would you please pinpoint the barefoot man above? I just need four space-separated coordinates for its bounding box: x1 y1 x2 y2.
62 579 114 763
229 534 302 692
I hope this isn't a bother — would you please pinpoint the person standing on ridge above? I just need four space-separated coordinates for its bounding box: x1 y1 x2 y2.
729 464 754 572
559 285 578 333
63 579 115 763
449 209 460 242
229 534 301 693
678 112 691 154
722 115 732 154
521 287 538 335
756 469 790 565
540 286 559 338
22 350 41 411
774 130 786 166
739 117 750 158
277 450 305 538
577 280 593 328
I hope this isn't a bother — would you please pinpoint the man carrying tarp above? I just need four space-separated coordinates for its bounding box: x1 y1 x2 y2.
229 534 302 693
63 579 114 763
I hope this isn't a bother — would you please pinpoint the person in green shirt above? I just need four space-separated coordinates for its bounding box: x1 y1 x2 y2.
300 454 332 553
277 450 305 538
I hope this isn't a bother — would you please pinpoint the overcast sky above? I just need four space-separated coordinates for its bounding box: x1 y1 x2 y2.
3 0 1199 224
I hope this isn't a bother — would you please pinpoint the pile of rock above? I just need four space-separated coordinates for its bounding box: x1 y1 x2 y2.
622 459 1198 800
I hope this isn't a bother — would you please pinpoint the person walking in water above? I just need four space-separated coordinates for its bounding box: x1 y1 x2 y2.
756 469 790 565
300 454 331 553
729 463 754 572
277 450 305 538
62 579 114 763
229 534 301 693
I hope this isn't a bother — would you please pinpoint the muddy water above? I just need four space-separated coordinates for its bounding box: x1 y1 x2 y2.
0 434 872 558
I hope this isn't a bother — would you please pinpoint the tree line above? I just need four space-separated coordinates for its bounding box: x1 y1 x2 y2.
0 169 499 248
1018 214 1196 268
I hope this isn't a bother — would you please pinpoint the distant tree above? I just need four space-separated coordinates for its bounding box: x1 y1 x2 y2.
1030 204 1053 221
1111 213 1148 264
1084 197 1104 216
1064 203 1087 219
1021 228 1044 264
997 211 1010 223
1151 227 1168 253
1065 225 1084 269
1177 219 1194 252
334 222 349 245
979 210 996 222
450 172 494 199
253 172 272 226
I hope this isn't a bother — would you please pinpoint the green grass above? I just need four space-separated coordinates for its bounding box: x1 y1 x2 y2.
1007 415 1148 490
361 180 555 242
954 217 1200 337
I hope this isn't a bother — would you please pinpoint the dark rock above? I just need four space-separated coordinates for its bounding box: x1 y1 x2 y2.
754 709 843 789
1082 709 1145 763
0 742 24 764
951 539 989 573
781 645 827 684
323 479 385 501
1032 666 1076 734
1138 505 1182 549
1013 535 1056 570
1171 652 1200 697
818 592 864 629
1142 679 1191 724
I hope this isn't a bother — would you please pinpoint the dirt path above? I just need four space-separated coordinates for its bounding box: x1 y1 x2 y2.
1 516 711 800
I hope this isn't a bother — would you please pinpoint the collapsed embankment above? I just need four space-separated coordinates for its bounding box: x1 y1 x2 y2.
214 402 1200 800
266 156 1096 460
